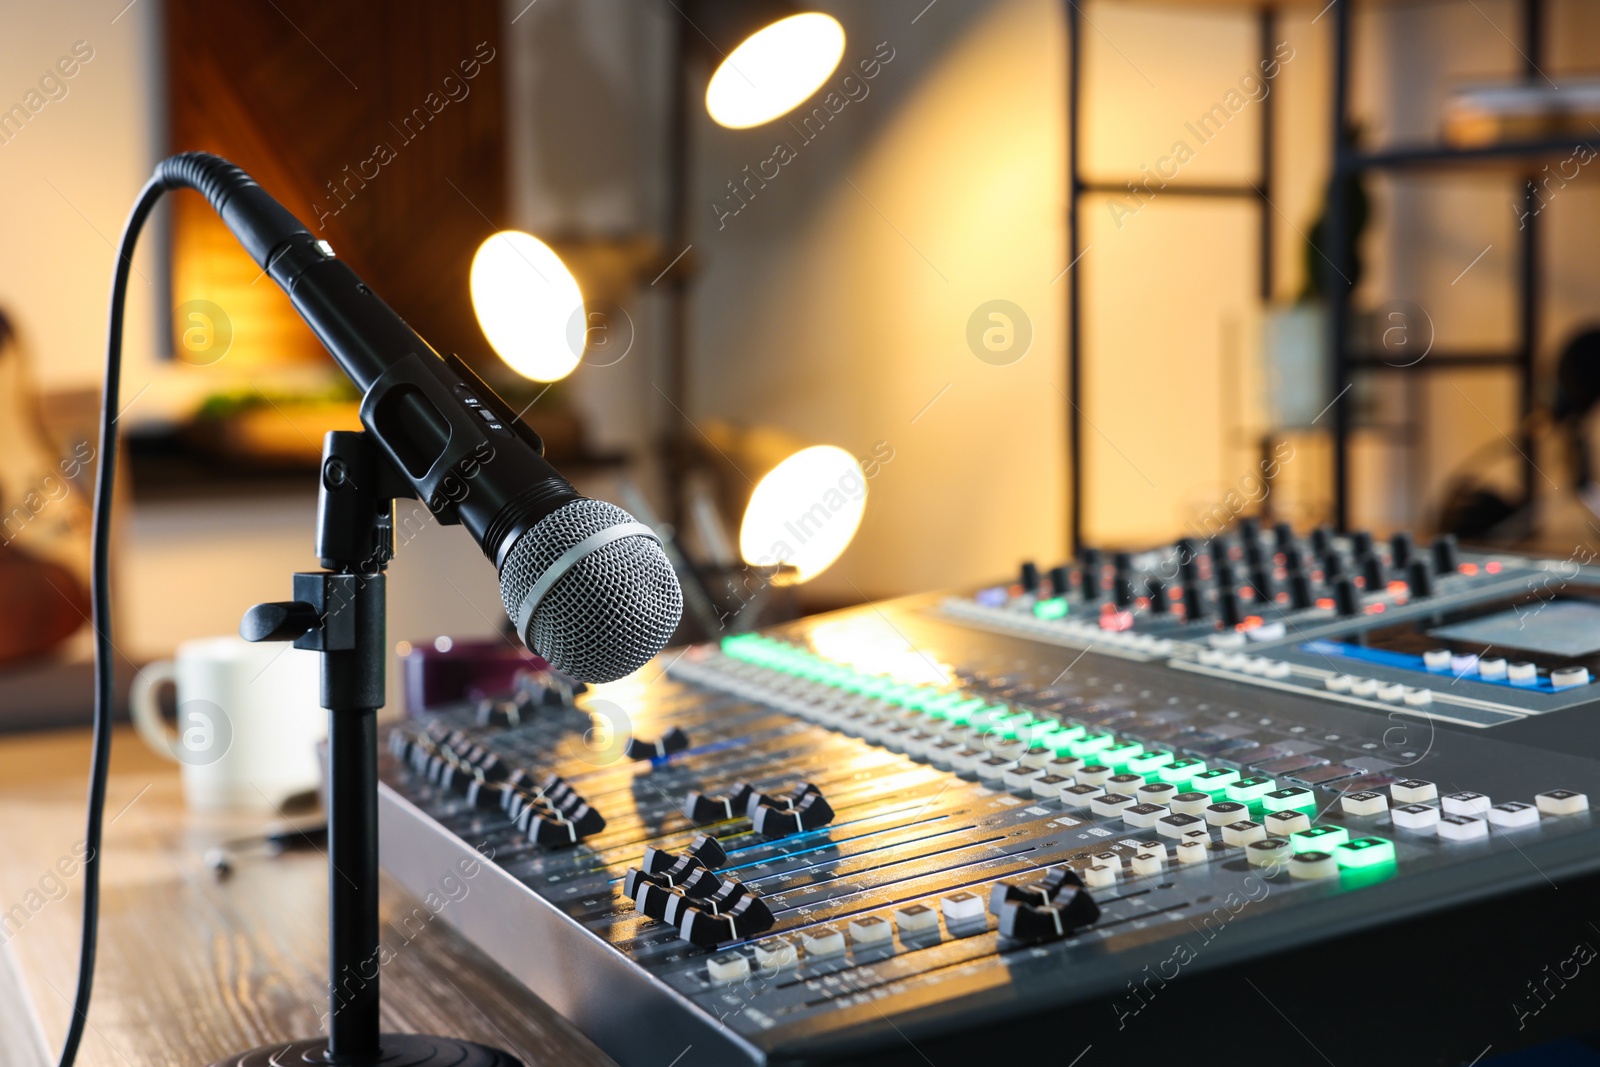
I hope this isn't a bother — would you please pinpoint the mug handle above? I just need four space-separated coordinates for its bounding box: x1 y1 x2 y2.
130 660 181 762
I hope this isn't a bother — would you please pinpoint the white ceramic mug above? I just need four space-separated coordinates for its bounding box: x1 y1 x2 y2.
130 636 326 811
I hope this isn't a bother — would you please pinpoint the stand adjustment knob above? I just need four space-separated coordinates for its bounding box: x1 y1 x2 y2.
240 600 320 643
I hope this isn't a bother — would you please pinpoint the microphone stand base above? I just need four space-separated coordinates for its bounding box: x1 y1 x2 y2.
204 1033 523 1066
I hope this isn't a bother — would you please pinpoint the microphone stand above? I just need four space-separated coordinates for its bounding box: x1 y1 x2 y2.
231 429 519 1067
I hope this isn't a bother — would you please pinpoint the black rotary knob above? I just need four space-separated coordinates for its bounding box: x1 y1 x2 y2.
1360 554 1384 591
1322 550 1344 580
1407 558 1434 598
1048 564 1070 598
1309 526 1333 555
1273 522 1296 551
1182 581 1205 621
1390 531 1413 569
1146 576 1167 614
1218 584 1243 628
1432 534 1459 575
1020 561 1040 594
1288 572 1314 610
1351 530 1373 558
1333 576 1360 617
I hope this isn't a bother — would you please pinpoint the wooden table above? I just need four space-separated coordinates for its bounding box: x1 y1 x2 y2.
0 725 615 1067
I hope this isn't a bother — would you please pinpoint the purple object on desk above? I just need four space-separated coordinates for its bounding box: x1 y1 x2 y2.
400 638 552 717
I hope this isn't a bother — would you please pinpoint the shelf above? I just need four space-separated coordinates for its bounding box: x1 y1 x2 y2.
1347 351 1525 370
1349 136 1587 171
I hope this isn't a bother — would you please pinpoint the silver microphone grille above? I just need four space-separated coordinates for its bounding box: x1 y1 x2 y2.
498 499 683 683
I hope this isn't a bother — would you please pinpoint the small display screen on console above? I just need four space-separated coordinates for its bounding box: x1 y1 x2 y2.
1429 600 1600 659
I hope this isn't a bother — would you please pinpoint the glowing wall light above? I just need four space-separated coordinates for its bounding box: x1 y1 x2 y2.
469 230 585 382
738 444 866 583
705 13 846 130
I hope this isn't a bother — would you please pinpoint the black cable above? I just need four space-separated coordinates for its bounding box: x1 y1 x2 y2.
59 173 169 1067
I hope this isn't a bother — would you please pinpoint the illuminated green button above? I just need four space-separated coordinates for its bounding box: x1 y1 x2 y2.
1192 768 1241 793
1126 750 1176 775
1102 741 1145 767
1157 757 1206 784
1017 720 1061 743
1334 836 1395 868
1069 733 1115 757
1262 786 1316 813
1224 776 1276 803
1033 597 1069 620
1291 825 1350 853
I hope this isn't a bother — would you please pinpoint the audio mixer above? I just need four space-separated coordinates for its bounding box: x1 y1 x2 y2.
378 523 1600 1066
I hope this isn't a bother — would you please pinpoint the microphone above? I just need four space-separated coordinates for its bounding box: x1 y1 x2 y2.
157 153 681 682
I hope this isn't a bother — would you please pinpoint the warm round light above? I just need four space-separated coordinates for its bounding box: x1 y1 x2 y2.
469 230 585 382
739 445 866 583
705 13 846 130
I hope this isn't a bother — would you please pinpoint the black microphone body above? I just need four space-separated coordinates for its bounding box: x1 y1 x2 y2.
160 153 681 681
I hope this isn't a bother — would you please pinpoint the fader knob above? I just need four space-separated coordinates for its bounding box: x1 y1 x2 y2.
1113 575 1134 608
1288 572 1314 610
1209 539 1230 567
1273 522 1296 551
1432 534 1459 575
1322 551 1344 580
1249 566 1273 604
1407 558 1434 598
1351 530 1373 557
1333 576 1360 617
1020 561 1040 594
1390 531 1414 569
1309 526 1333 555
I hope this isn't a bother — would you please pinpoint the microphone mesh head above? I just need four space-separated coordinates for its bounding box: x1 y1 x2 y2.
499 499 683 683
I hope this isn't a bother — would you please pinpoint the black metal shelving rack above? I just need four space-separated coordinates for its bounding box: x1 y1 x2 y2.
1064 3 1280 553
1325 0 1570 530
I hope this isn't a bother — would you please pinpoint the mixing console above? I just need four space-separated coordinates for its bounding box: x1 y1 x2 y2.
379 526 1600 1067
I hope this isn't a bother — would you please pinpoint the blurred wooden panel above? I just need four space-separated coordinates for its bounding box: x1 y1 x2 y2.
165 1 505 371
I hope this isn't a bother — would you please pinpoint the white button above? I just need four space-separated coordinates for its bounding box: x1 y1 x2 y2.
1392 803 1440 832
1536 789 1589 816
1264 810 1311 835
1082 863 1119 887
752 937 798 969
894 903 940 935
1437 814 1489 842
1130 851 1165 877
1222 820 1266 846
1049 757 1085 777
1402 688 1434 706
1176 840 1209 863
1122 803 1168 828
1157 812 1206 838
1423 649 1452 672
1077 765 1114 787
1090 793 1136 818
1488 801 1540 829
1248 621 1288 642
1170 791 1212 815
1263 661 1292 679
1137 782 1177 804
940 892 986 926
1478 657 1508 680
1508 662 1539 686
1350 678 1380 697
1221 653 1249 671
1341 790 1388 816
1289 851 1339 879
1032 774 1072 798
1325 674 1355 693
1247 838 1291 866
1003 765 1043 791
848 916 894 945
1391 779 1438 804
1205 801 1251 826
976 757 1012 782
801 926 846 956
1450 654 1480 676
707 952 751 982
1060 783 1105 807
1210 632 1247 649
1199 649 1224 666
1551 667 1590 689
1442 791 1490 816
1377 683 1406 702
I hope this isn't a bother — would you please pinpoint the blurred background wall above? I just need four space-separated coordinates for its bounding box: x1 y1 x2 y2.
5 0 1600 709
